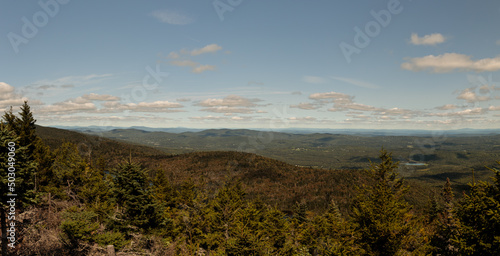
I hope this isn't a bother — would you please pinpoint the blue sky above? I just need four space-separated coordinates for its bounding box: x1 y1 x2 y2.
1 0 500 129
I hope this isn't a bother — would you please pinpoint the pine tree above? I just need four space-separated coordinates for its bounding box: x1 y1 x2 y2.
352 149 412 256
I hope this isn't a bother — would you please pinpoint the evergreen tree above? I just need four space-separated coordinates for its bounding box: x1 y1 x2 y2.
50 142 87 200
1 102 39 206
113 161 160 230
351 149 412 255
430 178 461 255
201 181 246 252
455 169 500 255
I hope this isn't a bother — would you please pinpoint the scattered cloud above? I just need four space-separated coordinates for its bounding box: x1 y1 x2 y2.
102 100 184 113
456 88 491 103
166 44 222 73
435 104 458 110
0 82 42 109
197 95 261 107
309 91 353 101
291 91 302 95
200 106 255 114
81 93 119 101
330 76 380 89
428 107 486 117
190 44 222 56
40 101 97 114
410 33 446 45
176 98 191 102
288 116 317 122
0 82 15 100
329 102 379 112
302 76 326 84
290 103 319 110
151 9 194 25
401 53 500 73
195 95 263 115
192 64 216 73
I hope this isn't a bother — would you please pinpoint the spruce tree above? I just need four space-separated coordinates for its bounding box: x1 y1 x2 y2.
352 149 412 256
113 161 160 230
455 170 500 255
430 178 461 255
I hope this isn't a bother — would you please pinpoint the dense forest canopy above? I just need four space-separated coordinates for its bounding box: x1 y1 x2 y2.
1 103 500 255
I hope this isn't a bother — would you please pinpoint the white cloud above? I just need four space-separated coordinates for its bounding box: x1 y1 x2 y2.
330 76 380 89
192 64 216 73
167 44 222 73
329 102 379 112
0 82 42 109
81 93 119 101
401 53 500 73
457 88 491 103
410 33 446 45
302 76 326 84
40 101 97 114
151 9 194 25
102 100 183 113
290 103 319 110
309 91 353 101
288 116 317 122
435 104 458 110
0 82 15 100
428 108 486 117
197 95 261 107
190 44 222 56
196 95 262 115
200 106 254 114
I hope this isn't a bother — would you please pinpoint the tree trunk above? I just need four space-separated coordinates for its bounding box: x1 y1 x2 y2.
1 207 7 256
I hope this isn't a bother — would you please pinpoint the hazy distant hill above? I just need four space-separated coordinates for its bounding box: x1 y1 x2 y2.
71 127 500 187
34 125 439 213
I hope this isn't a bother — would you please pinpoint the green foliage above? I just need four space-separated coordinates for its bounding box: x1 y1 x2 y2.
1 103 39 207
113 161 161 230
352 149 412 255
454 169 500 255
94 231 128 250
50 142 87 199
430 178 461 255
60 206 99 246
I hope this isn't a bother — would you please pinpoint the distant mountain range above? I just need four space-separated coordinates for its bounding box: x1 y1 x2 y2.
50 125 500 136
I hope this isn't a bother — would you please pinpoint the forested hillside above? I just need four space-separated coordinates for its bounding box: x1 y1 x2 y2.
1 103 500 255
